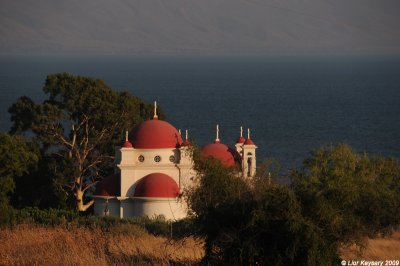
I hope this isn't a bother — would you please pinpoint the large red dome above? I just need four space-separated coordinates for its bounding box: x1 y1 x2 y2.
129 119 183 149
134 173 180 198
201 142 236 167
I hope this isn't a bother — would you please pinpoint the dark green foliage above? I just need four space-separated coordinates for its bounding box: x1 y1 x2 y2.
171 218 198 238
6 207 190 238
12 207 79 226
0 133 40 225
186 152 329 265
248 185 339 265
291 144 400 244
11 154 68 209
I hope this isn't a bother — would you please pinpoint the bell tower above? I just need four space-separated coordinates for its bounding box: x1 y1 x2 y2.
242 128 257 177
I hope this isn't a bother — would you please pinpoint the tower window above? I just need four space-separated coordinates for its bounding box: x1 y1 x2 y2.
154 155 161 162
169 155 175 162
138 155 145 162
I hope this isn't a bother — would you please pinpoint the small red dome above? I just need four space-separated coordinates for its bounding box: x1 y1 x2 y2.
94 173 120 197
129 119 183 149
122 140 133 148
134 173 180 198
244 138 255 145
236 136 245 144
201 142 236 167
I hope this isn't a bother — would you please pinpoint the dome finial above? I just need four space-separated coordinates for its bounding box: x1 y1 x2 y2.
247 128 251 139
179 129 181 136
236 126 246 144
185 129 188 141
153 101 158 120
215 124 220 143
122 129 133 148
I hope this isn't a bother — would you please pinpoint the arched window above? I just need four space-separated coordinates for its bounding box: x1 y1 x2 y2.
247 157 252 177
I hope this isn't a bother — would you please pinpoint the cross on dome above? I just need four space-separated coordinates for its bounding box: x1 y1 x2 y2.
122 129 133 148
215 124 220 143
153 101 158 120
236 126 246 144
244 128 256 145
181 129 191 146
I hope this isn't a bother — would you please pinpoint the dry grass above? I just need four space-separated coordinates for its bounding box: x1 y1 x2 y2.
0 224 204 266
1 225 399 265
340 231 400 260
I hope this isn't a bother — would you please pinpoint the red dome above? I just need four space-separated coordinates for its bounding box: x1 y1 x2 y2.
129 119 183 149
94 173 120 197
244 138 255 145
134 173 180 198
122 140 133 148
201 142 236 167
236 136 245 144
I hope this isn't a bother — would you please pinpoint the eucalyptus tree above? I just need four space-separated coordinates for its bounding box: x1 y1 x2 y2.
9 73 157 211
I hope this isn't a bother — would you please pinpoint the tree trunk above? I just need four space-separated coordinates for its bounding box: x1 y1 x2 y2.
76 188 94 212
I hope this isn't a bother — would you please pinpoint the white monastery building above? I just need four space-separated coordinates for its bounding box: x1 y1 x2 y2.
93 102 257 220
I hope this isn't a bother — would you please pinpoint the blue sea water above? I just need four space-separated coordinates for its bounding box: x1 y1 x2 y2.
1 55 399 173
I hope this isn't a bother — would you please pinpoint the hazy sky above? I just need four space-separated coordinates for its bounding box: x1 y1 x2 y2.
1 0 399 55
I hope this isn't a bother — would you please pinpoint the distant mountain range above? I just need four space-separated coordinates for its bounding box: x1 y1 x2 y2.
1 0 399 55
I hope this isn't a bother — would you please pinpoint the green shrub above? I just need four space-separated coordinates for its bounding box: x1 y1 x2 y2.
292 144 400 242
12 207 79 226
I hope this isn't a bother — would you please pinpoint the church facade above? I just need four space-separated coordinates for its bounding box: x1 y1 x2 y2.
92 103 257 220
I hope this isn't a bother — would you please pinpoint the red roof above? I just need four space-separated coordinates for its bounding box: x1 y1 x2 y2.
244 138 255 145
134 173 180 198
236 136 245 144
122 140 133 148
129 119 183 149
181 140 191 147
94 173 120 197
201 142 236 167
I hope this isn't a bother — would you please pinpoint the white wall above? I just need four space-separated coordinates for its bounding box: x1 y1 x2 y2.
93 198 120 217
132 198 187 220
